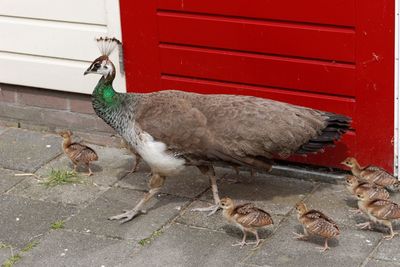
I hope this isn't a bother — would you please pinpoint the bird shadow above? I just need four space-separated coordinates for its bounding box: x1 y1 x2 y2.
220 224 274 241
67 162 103 174
292 225 340 248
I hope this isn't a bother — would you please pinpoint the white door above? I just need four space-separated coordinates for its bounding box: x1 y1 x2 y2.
0 0 126 93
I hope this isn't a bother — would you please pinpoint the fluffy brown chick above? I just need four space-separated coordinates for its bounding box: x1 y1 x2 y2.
345 175 390 200
342 157 399 189
357 191 400 239
59 130 98 176
220 197 273 248
294 202 340 252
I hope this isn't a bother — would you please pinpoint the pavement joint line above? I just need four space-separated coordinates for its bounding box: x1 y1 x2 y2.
60 228 126 242
368 257 400 266
3 174 30 195
359 238 384 267
31 151 65 174
3 190 80 211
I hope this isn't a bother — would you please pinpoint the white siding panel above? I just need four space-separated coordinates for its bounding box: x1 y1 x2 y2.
0 0 126 93
0 0 107 25
0 16 107 61
0 52 125 94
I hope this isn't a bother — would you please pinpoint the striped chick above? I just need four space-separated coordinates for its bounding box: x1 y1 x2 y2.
294 202 340 252
59 130 98 176
220 197 273 248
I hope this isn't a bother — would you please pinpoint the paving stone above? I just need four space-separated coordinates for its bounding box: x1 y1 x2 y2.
0 126 6 135
0 168 25 193
36 144 132 187
16 230 136 267
117 165 210 199
0 128 61 172
177 200 284 234
8 176 106 206
122 223 251 267
371 238 400 262
365 259 400 267
0 248 12 265
65 187 189 241
8 145 132 205
247 215 382 267
305 183 361 228
200 172 316 216
0 194 76 249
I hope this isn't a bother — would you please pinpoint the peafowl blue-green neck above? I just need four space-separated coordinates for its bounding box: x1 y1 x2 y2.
91 73 135 135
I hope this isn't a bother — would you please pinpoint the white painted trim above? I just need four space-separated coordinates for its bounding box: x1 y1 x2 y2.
395 0 399 176
104 0 126 92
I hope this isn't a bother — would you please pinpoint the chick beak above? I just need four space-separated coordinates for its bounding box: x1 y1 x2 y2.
83 69 91 76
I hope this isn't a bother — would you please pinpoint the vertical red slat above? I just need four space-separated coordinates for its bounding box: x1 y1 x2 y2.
119 0 161 92
355 0 395 172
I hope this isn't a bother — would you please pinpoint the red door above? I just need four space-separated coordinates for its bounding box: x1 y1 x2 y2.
119 0 395 171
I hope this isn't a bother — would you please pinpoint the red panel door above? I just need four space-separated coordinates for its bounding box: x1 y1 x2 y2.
119 0 395 171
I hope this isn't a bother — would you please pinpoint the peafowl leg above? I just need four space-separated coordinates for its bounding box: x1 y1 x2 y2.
191 165 221 216
127 151 142 174
109 173 165 223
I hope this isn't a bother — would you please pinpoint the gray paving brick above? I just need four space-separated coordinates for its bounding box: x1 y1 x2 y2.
0 248 12 265
371 238 400 262
200 173 316 216
0 168 25 193
177 199 284 234
16 230 136 267
0 194 76 249
305 183 361 228
8 145 132 205
246 215 382 267
365 259 400 267
117 165 210 199
122 223 251 267
65 187 189 241
0 126 6 135
0 128 61 172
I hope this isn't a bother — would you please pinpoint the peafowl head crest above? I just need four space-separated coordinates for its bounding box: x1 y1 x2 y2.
84 37 121 79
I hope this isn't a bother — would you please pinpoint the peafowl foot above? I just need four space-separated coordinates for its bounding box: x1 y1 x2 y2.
108 209 146 224
191 204 220 216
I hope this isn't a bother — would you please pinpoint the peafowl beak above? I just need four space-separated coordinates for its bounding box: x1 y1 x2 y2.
83 68 92 75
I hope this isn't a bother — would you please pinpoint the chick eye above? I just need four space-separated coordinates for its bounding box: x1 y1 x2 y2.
94 63 101 68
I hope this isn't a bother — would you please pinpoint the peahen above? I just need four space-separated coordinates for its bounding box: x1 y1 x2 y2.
84 37 351 223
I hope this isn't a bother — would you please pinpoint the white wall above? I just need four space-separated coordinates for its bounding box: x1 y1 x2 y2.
0 0 126 94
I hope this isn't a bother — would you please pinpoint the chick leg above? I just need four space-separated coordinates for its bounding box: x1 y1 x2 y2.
356 221 372 230
84 163 93 176
232 230 248 248
249 229 262 248
109 173 165 223
191 165 221 216
317 238 330 252
382 221 398 240
293 226 309 240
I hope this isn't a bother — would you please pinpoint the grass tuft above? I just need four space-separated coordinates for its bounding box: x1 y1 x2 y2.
21 241 39 253
0 243 11 250
50 220 65 230
40 169 82 187
138 229 163 246
2 254 21 267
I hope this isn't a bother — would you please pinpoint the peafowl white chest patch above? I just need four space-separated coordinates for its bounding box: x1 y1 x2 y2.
124 123 186 176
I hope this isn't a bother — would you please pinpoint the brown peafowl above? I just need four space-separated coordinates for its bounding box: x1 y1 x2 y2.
84 37 351 223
